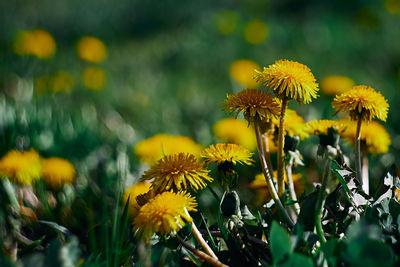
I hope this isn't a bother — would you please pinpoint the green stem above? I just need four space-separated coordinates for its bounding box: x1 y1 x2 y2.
277 99 288 196
362 154 369 194
355 116 363 187
315 157 330 243
262 133 275 180
255 123 294 227
285 165 300 215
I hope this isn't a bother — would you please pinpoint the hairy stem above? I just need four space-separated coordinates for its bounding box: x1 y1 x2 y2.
255 123 294 227
285 165 300 215
262 133 275 179
185 209 218 259
176 235 227 267
277 99 288 196
362 154 369 194
355 116 363 187
315 157 331 244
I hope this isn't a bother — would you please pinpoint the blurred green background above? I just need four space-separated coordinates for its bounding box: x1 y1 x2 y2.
1 0 400 179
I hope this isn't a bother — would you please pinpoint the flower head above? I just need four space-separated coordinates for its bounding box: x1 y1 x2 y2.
272 109 309 139
213 118 257 151
133 191 197 242
13 29 56 59
305 120 345 136
320 75 355 96
143 153 213 193
255 60 319 103
244 20 268 45
223 89 280 123
340 120 391 154
0 149 41 185
202 144 254 166
77 36 107 63
230 59 262 88
123 181 152 216
42 158 76 189
134 134 203 165
83 66 106 90
332 85 389 121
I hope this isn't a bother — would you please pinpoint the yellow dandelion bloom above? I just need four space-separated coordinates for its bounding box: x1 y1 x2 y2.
13 29 56 59
83 66 106 90
272 109 309 139
320 76 355 96
42 157 76 190
0 149 41 185
305 120 345 136
35 71 74 95
202 143 254 166
230 59 262 88
255 59 319 104
77 36 107 63
134 134 203 165
249 172 304 204
123 181 152 216
244 20 268 45
143 153 213 193
332 85 389 122
223 89 280 123
133 191 197 242
340 120 391 154
215 10 239 35
395 188 400 202
213 118 257 151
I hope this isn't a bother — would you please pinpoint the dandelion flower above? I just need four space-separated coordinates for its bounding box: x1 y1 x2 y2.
255 60 319 103
143 153 213 193
133 191 197 242
244 20 268 45
13 29 56 59
77 36 107 63
202 144 254 166
123 181 152 216
213 118 257 151
83 66 106 90
332 85 389 121
215 10 239 35
272 109 309 139
305 120 345 136
134 134 203 165
0 149 41 185
41 158 76 190
320 75 355 96
230 60 261 88
340 120 391 154
223 89 280 123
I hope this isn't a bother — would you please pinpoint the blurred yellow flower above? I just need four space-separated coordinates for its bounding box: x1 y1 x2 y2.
332 85 389 122
305 120 345 136
255 59 319 104
134 134 203 165
83 66 106 90
42 157 76 190
13 29 56 59
244 20 268 45
133 191 197 242
143 153 213 193
77 36 107 63
213 118 256 151
320 76 355 96
223 89 281 123
35 71 74 95
0 149 41 185
123 181 152 216
230 59 261 88
272 109 309 139
249 171 304 205
385 0 400 14
202 143 254 166
340 120 391 154
215 10 239 35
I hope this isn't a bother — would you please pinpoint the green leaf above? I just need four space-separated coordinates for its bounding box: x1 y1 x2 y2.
280 253 314 267
270 221 292 264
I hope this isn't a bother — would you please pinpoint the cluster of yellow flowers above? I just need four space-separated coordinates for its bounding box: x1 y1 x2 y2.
13 29 56 59
0 149 75 189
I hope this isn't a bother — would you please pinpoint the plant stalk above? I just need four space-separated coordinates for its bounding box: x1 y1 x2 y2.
362 154 369 194
277 98 288 196
185 209 218 259
355 116 363 187
176 235 227 267
285 165 300 215
262 133 275 179
315 157 331 243
255 123 294 227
